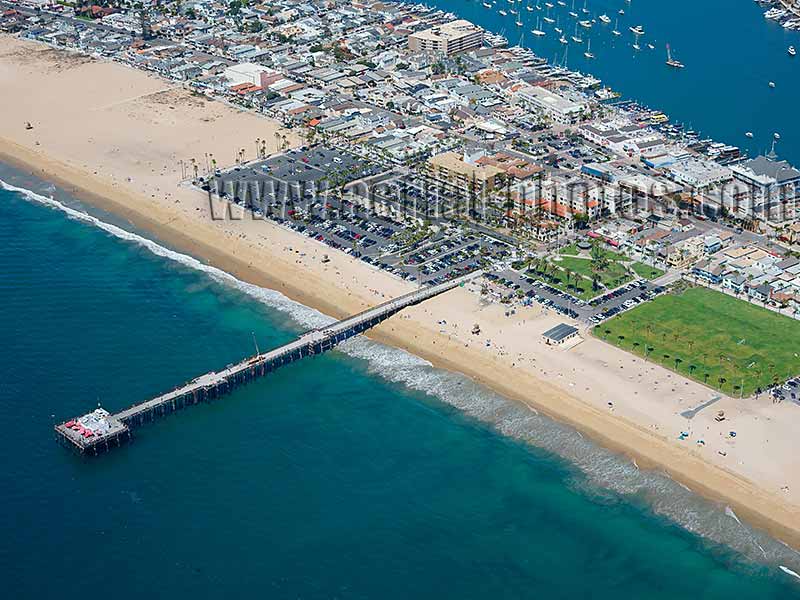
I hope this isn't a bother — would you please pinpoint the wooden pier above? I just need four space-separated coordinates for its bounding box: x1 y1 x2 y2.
55 271 482 455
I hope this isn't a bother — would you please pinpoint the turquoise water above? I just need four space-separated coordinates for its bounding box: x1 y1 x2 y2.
2 169 800 597
438 0 800 163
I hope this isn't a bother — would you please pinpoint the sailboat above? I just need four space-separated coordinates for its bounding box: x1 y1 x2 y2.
516 16 524 26
571 23 583 43
559 34 568 44
611 18 621 36
526 1 534 11
584 38 595 59
581 0 589 14
568 0 578 17
632 32 641 51
543 7 555 23
666 44 685 68
554 16 563 34
532 17 546 36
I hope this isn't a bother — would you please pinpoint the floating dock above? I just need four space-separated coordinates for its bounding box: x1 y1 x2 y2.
55 271 482 455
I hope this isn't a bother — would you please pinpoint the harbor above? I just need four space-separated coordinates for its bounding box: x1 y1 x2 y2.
54 271 481 455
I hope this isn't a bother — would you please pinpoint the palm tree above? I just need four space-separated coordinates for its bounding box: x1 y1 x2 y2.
617 335 625 346
603 328 611 340
718 377 727 390
674 357 683 371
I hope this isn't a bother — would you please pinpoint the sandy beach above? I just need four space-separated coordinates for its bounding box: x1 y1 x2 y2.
2 36 799 546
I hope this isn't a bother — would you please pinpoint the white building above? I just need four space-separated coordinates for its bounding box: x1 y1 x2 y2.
515 85 588 125
408 20 484 56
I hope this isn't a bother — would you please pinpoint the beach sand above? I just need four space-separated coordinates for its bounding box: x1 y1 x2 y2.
2 35 799 546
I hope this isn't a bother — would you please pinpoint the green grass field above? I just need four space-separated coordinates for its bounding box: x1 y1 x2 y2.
557 256 630 286
596 287 800 396
631 262 665 281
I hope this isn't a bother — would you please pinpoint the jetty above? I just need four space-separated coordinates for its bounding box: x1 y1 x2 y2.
55 271 482 455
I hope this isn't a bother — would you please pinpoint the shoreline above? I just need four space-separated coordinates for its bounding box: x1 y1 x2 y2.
3 138 800 553
2 33 799 559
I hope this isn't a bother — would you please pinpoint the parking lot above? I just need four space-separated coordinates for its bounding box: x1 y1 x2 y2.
205 146 383 210
197 146 519 285
486 269 666 324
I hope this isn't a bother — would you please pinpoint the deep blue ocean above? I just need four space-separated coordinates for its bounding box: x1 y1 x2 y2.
439 0 800 164
2 162 800 598
1 2 800 594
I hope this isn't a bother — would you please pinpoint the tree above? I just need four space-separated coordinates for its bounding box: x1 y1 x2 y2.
590 240 609 290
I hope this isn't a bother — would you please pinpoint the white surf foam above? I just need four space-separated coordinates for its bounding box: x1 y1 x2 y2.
5 178 800 577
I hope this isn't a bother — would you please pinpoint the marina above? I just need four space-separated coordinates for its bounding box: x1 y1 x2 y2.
54 271 481 455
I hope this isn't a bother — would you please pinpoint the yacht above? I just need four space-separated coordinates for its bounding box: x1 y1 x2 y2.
579 19 592 28
568 0 578 18
559 35 568 44
618 8 625 15
629 25 645 35
598 14 611 23
745 132 754 139
665 44 684 68
647 43 655 50
557 0 566 5
790 46 797 57
769 81 776 88
584 38 595 59
483 2 492 7
545 1 554 7
499 9 508 16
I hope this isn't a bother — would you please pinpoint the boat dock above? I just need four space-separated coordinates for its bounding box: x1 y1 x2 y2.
55 271 482 455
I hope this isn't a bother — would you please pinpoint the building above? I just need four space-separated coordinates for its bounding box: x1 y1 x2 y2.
408 20 483 56
542 323 579 345
425 151 503 198
515 85 588 125
729 154 800 223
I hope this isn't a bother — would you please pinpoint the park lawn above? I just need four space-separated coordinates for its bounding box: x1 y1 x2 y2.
559 243 628 262
631 262 665 280
596 287 800 396
557 256 632 289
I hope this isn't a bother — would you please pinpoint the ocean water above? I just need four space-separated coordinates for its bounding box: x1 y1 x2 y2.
2 166 800 598
437 0 800 164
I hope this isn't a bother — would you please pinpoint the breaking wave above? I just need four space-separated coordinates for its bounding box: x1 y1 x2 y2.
5 177 800 579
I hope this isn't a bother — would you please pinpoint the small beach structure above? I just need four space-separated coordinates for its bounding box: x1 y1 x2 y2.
542 323 579 345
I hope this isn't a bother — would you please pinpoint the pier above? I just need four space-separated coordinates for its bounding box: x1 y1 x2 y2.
55 271 482 455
